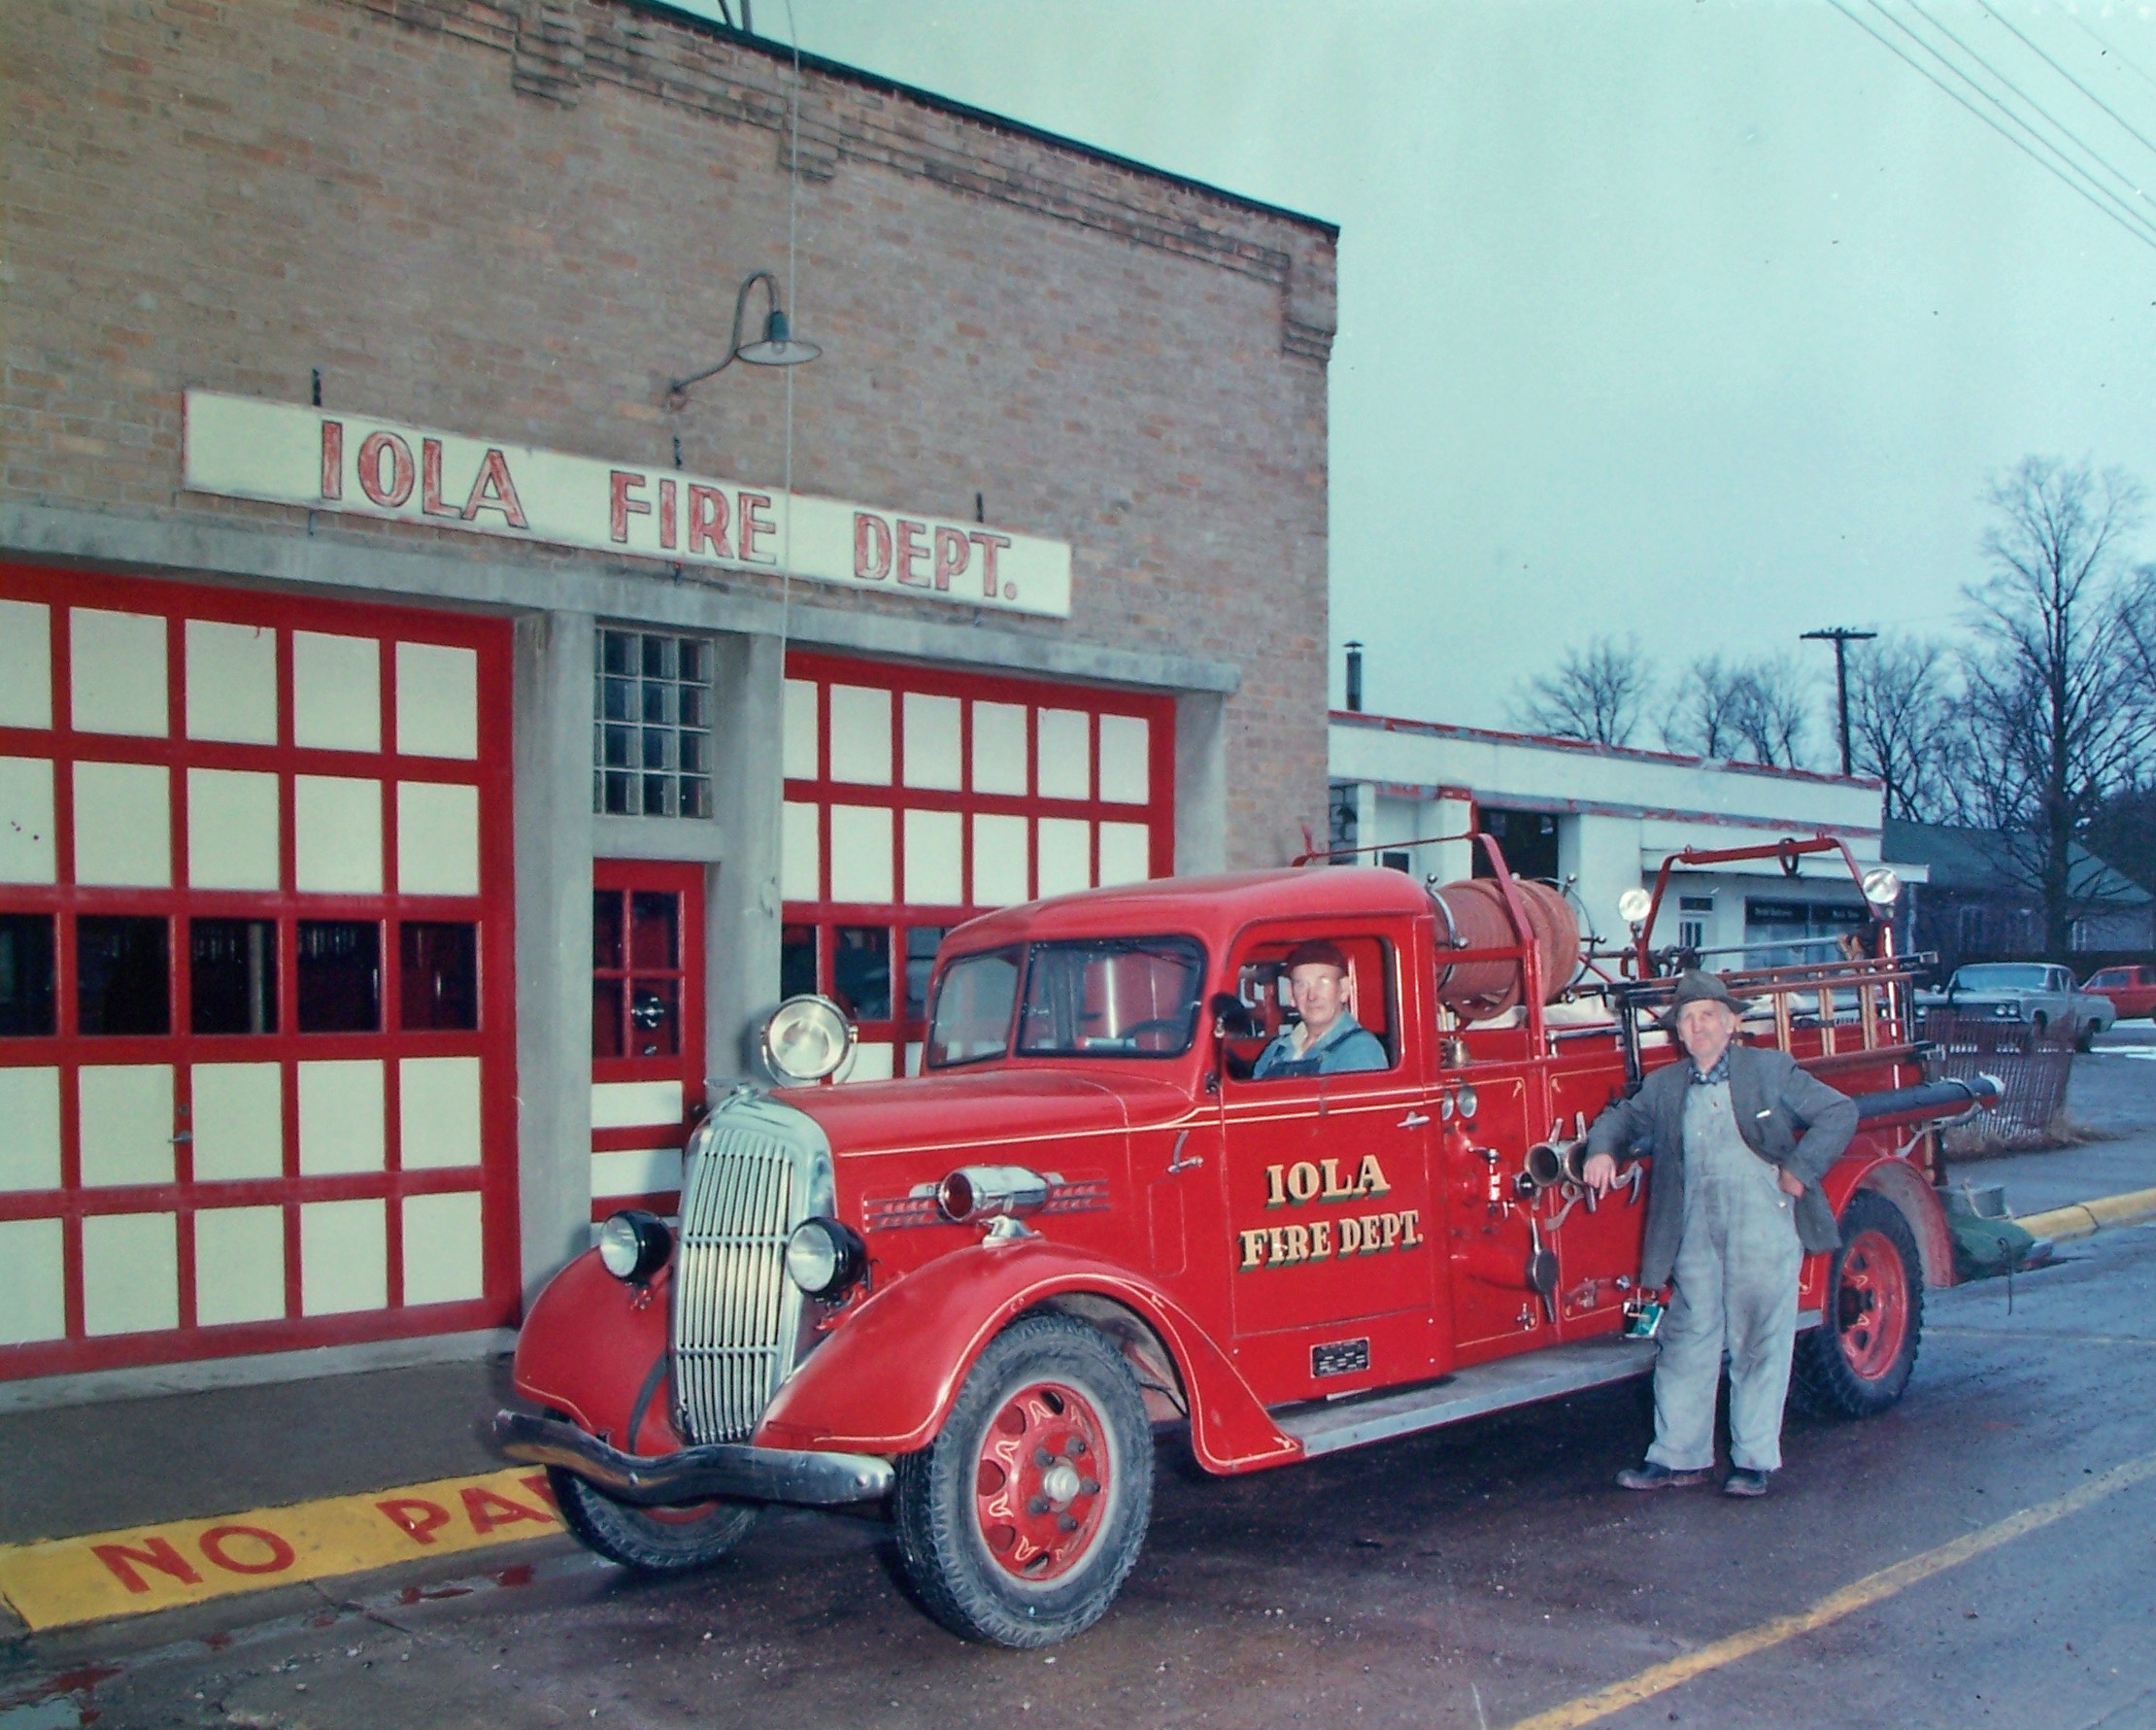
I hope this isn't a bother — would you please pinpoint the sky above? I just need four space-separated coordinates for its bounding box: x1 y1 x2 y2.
690 0 2156 745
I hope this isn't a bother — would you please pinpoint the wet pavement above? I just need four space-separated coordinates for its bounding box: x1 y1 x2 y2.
3 1036 2152 1729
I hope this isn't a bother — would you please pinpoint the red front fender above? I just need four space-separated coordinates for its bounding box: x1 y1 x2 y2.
1823 1135 1956 1288
753 1239 1298 1476
511 1249 688 1455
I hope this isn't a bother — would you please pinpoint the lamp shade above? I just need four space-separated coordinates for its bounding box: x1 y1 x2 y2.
736 305 821 366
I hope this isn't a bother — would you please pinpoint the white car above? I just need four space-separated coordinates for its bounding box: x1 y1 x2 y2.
1917 963 2118 1051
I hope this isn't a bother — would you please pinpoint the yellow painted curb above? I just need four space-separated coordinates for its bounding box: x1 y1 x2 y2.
0 1468 563 1632
2013 1185 2156 1245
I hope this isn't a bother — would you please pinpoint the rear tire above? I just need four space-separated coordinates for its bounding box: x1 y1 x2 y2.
550 1466 760 1572
1792 1192 1922 1419
2076 1021 2103 1053
893 1313 1152 1647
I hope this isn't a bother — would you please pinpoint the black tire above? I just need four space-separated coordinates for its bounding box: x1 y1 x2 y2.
1792 1192 1923 1420
549 1466 760 1572
893 1312 1153 1647
2075 1021 2102 1053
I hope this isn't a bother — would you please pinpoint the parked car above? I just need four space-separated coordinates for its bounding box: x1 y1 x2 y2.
2082 964 2156 1023
1916 963 2118 1050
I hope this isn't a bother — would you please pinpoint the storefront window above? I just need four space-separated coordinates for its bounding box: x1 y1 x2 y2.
593 628 713 819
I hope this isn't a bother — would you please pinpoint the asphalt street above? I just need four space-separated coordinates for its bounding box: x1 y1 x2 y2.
6 1041 2154 1730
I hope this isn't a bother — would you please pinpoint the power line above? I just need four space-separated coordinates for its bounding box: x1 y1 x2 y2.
1976 0 2156 180
2062 8 2156 110
1826 0 2156 255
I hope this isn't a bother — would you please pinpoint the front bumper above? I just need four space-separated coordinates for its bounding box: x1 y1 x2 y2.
493 1409 893 1508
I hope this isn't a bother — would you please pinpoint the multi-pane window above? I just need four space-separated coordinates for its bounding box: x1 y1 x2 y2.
593 629 712 819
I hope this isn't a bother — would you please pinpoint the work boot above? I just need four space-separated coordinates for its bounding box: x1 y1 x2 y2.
1723 1468 1771 1498
1614 1460 1712 1491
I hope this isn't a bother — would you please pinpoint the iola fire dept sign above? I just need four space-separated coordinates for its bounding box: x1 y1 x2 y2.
182 390 1074 619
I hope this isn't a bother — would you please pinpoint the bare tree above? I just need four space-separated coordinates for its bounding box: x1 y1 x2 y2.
1661 656 1750 758
1514 636 1655 747
1730 653 1811 769
1846 635 1958 820
1957 457 2156 956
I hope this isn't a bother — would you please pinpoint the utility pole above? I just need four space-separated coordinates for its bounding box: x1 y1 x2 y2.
1801 627 1877 777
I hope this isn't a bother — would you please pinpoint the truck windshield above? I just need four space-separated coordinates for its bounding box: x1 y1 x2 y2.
926 937 1207 1067
1953 965 2048 991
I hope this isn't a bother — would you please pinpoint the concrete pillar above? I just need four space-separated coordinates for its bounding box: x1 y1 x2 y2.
1174 690 1228 875
707 628 787 1084
512 609 596 1305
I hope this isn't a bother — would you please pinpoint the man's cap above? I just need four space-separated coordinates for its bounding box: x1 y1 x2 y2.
1283 938 1350 974
1660 968 1752 1027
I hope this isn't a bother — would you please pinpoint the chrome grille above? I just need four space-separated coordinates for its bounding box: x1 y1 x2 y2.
671 1102 823 1444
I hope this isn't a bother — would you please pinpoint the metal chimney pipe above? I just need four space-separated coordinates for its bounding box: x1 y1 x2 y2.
1345 640 1364 713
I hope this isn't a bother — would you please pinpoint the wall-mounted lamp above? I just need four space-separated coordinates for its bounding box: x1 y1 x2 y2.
667 270 821 408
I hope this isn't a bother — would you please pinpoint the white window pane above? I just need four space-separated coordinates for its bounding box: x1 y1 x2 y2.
73 761 171 887
782 678 819 780
294 775 383 893
190 1062 285 1182
298 1059 386 1174
78 1064 174 1188
71 609 168 737
400 1056 482 1170
194 1206 286 1326
401 1191 485 1306
1037 818 1092 899
902 807 964 905
972 702 1027 795
1099 821 1154 887
829 804 893 904
1099 714 1151 804
0 1068 61 1190
782 800 821 901
590 1079 686 1130
902 693 962 790
843 1041 893 1083
1037 708 1091 800
972 812 1028 906
396 781 479 897
0 758 55 884
827 685 893 786
396 642 479 759
185 620 278 744
591 1145 684 1200
0 1219 65 1344
186 767 280 892
82 1211 179 1336
292 631 380 752
0 599 52 729
301 1198 387 1315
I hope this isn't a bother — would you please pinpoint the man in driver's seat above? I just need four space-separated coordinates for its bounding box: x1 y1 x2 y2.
1252 940 1389 1078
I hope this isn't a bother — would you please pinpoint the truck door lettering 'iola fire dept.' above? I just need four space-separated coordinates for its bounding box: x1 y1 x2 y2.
495 834 1996 1646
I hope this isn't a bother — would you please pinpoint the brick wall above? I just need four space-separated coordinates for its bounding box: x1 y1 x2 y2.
1 0 1335 868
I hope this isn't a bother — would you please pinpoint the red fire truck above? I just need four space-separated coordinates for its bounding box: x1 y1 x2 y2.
496 835 1992 1646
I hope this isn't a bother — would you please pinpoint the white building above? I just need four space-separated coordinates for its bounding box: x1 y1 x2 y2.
1329 712 1923 969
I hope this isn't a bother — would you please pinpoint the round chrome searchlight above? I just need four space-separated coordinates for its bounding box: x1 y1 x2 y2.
761 994 855 1085
596 1209 672 1284
1616 887 1653 928
1862 866 1902 907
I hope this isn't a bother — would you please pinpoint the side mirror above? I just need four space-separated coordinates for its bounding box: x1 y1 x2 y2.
1209 992 1257 1038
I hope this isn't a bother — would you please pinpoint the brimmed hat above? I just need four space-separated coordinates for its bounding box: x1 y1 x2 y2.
1658 968 1753 1029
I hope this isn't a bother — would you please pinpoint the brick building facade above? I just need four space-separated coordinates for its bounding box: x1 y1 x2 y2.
0 0 1335 1396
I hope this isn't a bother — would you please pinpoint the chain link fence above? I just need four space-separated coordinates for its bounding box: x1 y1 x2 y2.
1920 1009 2076 1152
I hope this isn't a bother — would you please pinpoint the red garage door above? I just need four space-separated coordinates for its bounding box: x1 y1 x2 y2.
779 652 1177 1078
0 565 517 1380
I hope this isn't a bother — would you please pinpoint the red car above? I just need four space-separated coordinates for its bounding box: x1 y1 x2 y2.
2083 965 2156 1022
497 838 1991 1646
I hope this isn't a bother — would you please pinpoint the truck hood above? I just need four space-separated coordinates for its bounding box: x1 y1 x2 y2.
781 1068 1198 1162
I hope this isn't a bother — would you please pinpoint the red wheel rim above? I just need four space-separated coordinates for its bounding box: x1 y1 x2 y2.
1836 1229 1910 1380
972 1380 1111 1583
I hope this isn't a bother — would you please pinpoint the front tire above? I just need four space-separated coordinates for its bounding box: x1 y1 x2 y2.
550 1467 760 1572
1792 1192 1922 1419
893 1312 1153 1647
2076 1021 2103 1053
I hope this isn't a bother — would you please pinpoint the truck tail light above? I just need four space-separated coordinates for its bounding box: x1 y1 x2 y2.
936 1165 1051 1225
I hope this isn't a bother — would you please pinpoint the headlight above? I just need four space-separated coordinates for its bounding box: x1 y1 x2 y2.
784 1217 866 1299
761 995 855 1084
597 1209 671 1284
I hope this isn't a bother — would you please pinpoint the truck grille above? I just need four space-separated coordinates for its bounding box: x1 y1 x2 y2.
671 1108 818 1444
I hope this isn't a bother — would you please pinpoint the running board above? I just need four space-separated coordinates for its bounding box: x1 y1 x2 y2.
1277 1337 1658 1459
1277 1311 1823 1461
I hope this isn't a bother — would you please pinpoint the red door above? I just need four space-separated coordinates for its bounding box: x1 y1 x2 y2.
590 861 705 1218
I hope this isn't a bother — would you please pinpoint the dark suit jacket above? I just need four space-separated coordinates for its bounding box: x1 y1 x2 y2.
1585 1041 1858 1287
